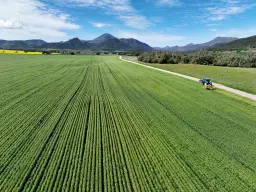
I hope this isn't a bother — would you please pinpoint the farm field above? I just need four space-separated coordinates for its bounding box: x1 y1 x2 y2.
0 55 256 192
147 64 256 94
123 56 256 94
0 50 60 55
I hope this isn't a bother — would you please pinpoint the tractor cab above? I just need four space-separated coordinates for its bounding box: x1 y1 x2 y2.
199 78 215 90
199 78 212 85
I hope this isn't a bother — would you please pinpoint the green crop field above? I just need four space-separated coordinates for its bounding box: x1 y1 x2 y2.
147 63 256 94
0 55 256 192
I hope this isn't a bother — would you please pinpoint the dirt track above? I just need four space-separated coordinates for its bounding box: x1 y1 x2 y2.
120 56 256 101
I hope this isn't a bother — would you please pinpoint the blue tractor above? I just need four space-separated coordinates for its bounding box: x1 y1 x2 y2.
199 78 215 90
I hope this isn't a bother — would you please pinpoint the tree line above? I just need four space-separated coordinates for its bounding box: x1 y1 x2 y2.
138 50 256 68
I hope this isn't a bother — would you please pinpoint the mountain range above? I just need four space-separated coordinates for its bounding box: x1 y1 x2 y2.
0 40 47 49
2 34 255 52
154 37 238 52
0 34 153 52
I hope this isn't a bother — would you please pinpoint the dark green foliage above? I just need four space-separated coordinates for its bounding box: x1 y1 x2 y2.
42 51 51 55
138 50 256 68
180 55 190 64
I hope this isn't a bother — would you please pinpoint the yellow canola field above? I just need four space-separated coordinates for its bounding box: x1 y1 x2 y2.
0 50 60 55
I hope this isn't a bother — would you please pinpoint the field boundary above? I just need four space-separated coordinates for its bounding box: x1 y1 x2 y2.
120 56 256 101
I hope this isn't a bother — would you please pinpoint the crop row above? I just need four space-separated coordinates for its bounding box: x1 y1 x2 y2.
0 55 256 191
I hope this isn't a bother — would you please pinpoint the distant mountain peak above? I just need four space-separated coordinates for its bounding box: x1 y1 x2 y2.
101 33 116 37
68 37 81 42
90 33 117 44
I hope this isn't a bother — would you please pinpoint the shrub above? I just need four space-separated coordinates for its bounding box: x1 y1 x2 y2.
42 51 51 55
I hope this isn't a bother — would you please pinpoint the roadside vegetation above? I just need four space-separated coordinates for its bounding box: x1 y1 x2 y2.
0 55 256 191
138 49 256 68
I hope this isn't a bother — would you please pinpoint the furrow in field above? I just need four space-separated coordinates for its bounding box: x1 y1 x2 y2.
11 66 88 191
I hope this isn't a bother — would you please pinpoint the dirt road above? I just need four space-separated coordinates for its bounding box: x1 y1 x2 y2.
120 56 256 101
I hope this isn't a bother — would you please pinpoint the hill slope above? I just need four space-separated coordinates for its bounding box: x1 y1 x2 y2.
1 41 29 49
155 37 238 52
0 40 7 47
212 35 256 50
25 40 47 46
91 38 132 51
40 38 91 49
90 34 153 51
120 38 153 51
0 40 46 49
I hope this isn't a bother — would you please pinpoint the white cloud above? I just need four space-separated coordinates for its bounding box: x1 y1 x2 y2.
67 0 151 29
209 29 218 32
173 24 188 28
223 0 240 4
68 0 134 12
91 22 110 28
208 15 226 21
207 6 246 16
206 1 256 21
118 15 151 29
0 0 80 41
116 30 185 47
0 20 25 29
206 23 219 27
157 0 181 6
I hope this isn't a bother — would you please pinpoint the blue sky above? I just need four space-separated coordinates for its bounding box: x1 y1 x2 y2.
0 0 256 46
